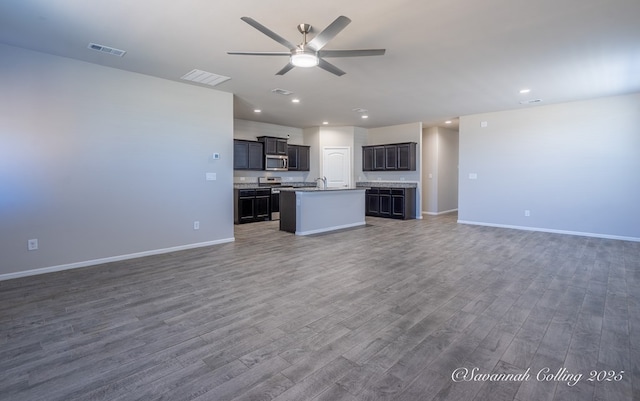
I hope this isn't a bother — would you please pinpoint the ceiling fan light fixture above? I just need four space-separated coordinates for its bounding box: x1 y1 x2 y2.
291 50 318 68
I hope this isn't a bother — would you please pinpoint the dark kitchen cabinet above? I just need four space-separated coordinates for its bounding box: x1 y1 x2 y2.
287 145 310 171
363 147 374 171
373 146 385 170
379 189 392 217
365 187 416 220
234 189 271 224
366 188 380 214
384 146 397 170
234 140 263 170
362 142 416 171
396 143 417 170
257 136 288 155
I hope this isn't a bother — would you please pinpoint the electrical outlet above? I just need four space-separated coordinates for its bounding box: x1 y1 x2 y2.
193 221 200 230
524 210 531 217
28 239 38 251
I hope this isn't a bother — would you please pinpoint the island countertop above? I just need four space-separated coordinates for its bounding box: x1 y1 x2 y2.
279 187 364 192
279 188 366 235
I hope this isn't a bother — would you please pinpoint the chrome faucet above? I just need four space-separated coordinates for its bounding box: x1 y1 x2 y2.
315 176 327 189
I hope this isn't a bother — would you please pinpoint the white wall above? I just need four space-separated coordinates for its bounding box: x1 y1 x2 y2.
458 93 640 240
0 44 234 279
422 127 439 213
421 126 459 215
437 127 459 213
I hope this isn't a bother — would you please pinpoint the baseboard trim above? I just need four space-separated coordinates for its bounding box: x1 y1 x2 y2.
296 221 366 236
423 209 458 216
0 237 236 282
457 220 640 242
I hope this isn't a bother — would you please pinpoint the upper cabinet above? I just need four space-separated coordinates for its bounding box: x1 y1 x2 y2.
362 142 416 171
257 136 288 155
234 140 263 170
288 145 310 171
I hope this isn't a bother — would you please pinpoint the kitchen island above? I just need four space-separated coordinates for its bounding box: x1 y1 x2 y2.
279 188 366 235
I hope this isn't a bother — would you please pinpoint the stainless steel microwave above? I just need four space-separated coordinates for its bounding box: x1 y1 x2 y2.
265 154 288 171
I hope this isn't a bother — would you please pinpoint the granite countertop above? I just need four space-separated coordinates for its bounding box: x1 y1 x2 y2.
356 181 418 188
235 181 417 189
234 182 316 189
279 187 366 192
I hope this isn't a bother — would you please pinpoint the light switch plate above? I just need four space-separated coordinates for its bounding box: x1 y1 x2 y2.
206 173 216 181
212 153 220 159
468 173 478 179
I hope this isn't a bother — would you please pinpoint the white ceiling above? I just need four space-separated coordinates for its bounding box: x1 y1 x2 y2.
1 0 639 129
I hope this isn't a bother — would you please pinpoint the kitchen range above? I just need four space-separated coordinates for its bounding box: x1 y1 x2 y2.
233 177 316 224
257 176 291 220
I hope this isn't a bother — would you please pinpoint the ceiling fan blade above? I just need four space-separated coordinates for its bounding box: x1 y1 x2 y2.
317 58 346 76
276 63 295 76
227 51 291 56
307 16 351 51
318 49 386 58
240 17 297 50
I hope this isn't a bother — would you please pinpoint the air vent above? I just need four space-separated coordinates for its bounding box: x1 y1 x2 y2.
180 69 231 87
88 43 126 57
271 88 294 96
519 99 543 104
352 108 368 113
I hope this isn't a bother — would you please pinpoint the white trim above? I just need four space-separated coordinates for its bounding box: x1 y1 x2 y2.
0 238 235 282
423 208 458 216
296 221 366 236
322 146 351 188
457 220 640 242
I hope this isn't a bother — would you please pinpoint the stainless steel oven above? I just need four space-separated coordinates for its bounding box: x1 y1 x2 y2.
265 154 288 171
258 177 290 220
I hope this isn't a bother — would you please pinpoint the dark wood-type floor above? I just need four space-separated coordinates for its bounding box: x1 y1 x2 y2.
1 214 639 401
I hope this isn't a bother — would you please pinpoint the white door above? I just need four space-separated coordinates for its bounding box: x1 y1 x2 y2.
322 147 351 188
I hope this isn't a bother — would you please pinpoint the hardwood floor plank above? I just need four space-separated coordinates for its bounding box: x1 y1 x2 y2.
1 214 639 401
274 357 356 401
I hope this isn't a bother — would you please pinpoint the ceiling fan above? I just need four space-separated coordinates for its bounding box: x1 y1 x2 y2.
227 16 385 76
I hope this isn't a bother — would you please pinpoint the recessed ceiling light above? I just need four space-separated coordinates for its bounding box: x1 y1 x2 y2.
519 88 531 94
322 121 329 125
445 120 452 124
361 115 369 119
254 109 261 113
291 98 300 103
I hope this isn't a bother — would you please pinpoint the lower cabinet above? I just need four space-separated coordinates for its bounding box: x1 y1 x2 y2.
234 189 271 224
365 187 416 219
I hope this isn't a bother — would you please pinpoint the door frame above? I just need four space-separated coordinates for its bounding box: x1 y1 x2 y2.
322 146 351 188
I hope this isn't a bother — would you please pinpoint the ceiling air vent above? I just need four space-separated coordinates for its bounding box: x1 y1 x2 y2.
88 43 126 57
519 99 543 104
271 88 294 96
180 69 231 87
